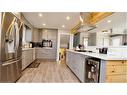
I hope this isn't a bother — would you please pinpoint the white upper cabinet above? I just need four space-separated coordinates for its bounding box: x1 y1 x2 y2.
42 29 48 40
42 29 57 40
33 28 39 42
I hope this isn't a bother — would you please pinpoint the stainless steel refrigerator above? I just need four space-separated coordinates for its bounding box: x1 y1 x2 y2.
0 12 23 82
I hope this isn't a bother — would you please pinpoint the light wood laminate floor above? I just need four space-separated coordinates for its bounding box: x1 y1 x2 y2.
17 60 80 83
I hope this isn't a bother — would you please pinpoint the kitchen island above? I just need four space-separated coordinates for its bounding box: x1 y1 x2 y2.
66 49 127 83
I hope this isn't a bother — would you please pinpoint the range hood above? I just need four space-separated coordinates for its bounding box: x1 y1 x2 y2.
77 23 96 32
77 12 96 32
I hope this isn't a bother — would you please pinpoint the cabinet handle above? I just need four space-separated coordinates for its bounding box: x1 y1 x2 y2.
2 58 22 66
122 61 124 64
112 66 115 73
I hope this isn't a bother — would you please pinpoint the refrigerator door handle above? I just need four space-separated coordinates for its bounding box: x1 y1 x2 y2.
2 58 22 66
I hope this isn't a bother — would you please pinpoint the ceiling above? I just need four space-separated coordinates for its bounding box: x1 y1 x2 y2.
22 12 80 30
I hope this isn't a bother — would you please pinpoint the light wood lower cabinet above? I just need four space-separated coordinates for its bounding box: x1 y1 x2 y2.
22 49 35 70
106 75 127 83
106 61 127 83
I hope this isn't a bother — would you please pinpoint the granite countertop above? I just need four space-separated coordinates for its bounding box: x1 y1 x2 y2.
67 49 127 60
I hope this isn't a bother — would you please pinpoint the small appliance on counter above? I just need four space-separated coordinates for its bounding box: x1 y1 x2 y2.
99 47 108 54
42 39 52 47
75 44 84 51
30 42 42 48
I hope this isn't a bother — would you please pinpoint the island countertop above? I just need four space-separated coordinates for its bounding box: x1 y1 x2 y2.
67 49 127 60
22 47 53 51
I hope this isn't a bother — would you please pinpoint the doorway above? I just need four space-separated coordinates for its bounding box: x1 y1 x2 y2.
57 32 73 63
59 35 70 64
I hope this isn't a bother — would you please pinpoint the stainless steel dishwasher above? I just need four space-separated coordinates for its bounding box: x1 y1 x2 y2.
85 58 101 83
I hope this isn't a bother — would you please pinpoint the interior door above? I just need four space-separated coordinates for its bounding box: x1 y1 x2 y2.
1 12 22 62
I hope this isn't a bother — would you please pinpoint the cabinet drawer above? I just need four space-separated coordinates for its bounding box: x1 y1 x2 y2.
106 66 127 75
107 61 127 66
106 75 127 83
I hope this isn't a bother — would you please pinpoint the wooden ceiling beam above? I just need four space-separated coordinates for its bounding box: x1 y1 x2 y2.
71 12 114 34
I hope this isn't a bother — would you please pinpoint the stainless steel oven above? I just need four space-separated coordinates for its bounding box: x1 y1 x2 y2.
85 58 100 83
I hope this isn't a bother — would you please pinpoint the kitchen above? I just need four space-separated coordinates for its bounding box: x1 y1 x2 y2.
0 12 127 83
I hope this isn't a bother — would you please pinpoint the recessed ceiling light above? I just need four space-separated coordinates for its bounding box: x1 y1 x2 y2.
62 25 65 28
43 23 46 26
66 16 70 20
38 13 43 17
107 20 111 23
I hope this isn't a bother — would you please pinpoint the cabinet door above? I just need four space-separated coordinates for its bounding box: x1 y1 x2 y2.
107 61 127 66
22 51 27 70
32 49 35 61
106 66 127 75
22 50 34 70
75 54 85 82
106 60 127 83
66 52 74 70
42 29 48 40
66 51 85 82
106 75 127 83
